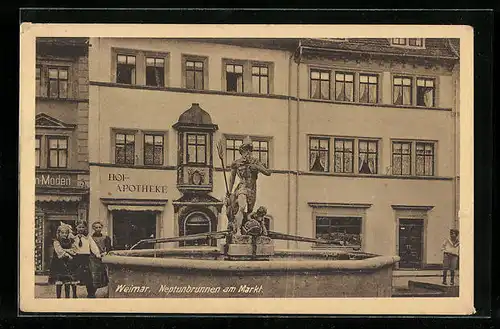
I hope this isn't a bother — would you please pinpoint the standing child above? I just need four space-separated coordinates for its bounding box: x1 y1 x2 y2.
72 220 102 298
441 229 460 285
48 222 78 298
90 221 112 293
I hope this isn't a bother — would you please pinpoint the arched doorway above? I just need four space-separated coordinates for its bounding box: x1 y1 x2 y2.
179 209 216 247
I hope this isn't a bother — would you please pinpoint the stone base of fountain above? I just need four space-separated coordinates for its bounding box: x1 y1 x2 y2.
224 235 274 258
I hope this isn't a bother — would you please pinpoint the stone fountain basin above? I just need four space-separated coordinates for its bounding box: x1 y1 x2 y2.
102 247 400 298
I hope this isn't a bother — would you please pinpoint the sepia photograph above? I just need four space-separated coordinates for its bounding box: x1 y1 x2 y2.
19 24 474 314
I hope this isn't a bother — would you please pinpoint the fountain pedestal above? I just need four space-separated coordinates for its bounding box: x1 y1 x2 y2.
224 235 274 259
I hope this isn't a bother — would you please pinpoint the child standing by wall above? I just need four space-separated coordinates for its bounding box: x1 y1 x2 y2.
441 229 460 285
90 221 112 294
48 222 78 298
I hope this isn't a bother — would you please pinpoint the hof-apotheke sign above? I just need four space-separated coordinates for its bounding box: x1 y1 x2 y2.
99 167 170 199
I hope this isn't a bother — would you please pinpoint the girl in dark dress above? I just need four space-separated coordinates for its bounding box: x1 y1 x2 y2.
90 221 112 291
72 220 102 298
48 223 78 298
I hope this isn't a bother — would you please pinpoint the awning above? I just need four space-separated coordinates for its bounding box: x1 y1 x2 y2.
36 195 82 203
107 205 165 212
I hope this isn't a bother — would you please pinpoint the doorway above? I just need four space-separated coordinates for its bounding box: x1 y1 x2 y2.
398 218 424 269
112 211 157 250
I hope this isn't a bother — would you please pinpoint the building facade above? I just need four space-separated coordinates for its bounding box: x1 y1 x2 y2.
34 38 90 274
87 37 459 269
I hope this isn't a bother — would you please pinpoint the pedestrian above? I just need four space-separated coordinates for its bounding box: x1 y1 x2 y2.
441 229 459 285
89 221 112 295
48 222 78 298
72 220 102 298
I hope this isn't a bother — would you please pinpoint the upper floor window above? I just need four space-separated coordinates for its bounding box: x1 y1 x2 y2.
115 132 135 165
391 38 425 48
334 138 354 173
185 60 205 90
36 66 41 97
415 142 435 176
186 133 206 164
416 78 435 107
309 137 330 172
144 134 164 165
145 57 165 87
359 74 378 104
408 38 424 47
392 141 412 175
35 136 41 168
48 68 68 99
116 55 136 85
335 72 354 102
47 137 68 168
310 69 330 100
225 136 270 168
393 76 413 105
226 64 244 93
358 140 378 174
252 65 269 94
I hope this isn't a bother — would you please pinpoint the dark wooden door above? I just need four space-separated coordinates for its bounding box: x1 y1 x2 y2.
398 219 424 269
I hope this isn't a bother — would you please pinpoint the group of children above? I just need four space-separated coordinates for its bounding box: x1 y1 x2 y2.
48 220 112 298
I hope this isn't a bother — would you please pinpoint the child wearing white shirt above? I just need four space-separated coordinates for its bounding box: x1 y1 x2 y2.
441 229 459 285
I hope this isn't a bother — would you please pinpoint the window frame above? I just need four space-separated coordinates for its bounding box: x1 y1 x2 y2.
186 132 207 165
334 71 355 102
358 73 379 104
391 38 426 49
309 68 331 100
358 139 379 175
35 135 41 168
416 77 436 108
47 136 69 168
224 62 245 93
224 134 272 169
36 66 42 97
251 64 270 95
309 136 331 172
145 56 166 88
391 139 437 176
392 75 413 106
116 54 137 85
182 55 208 90
333 138 354 173
114 131 137 165
415 141 435 176
143 133 165 166
47 67 69 99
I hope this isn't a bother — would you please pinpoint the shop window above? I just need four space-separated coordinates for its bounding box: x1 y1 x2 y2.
185 59 205 90
335 72 354 102
47 137 68 168
393 76 413 105
309 137 330 172
144 134 164 165
251 65 269 94
226 63 244 93
416 78 435 107
310 69 330 100
116 54 136 84
112 211 156 250
115 132 135 165
316 216 362 248
392 141 412 175
416 142 435 176
48 67 68 99
145 57 165 87
359 74 378 103
186 133 206 164
334 138 354 173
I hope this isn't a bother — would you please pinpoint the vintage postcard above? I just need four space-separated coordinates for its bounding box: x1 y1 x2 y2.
19 23 474 315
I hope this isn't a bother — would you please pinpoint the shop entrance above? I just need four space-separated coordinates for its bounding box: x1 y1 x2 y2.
112 211 157 250
398 218 424 269
43 218 76 272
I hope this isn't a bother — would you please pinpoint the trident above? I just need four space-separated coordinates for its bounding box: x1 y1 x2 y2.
216 140 230 196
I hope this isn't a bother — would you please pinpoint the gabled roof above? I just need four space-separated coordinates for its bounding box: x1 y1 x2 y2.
35 113 76 130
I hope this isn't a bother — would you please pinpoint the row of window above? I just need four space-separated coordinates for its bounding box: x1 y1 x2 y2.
36 66 69 99
309 136 435 176
309 69 436 108
35 136 68 168
115 53 272 95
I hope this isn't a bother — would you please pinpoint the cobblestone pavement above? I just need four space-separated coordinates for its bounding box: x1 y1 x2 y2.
35 284 109 299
